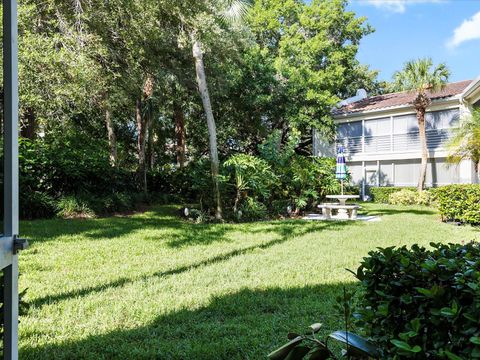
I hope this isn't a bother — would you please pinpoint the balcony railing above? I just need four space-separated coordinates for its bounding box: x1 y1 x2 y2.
337 129 453 155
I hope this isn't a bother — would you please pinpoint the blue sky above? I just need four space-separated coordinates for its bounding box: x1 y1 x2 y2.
346 0 480 82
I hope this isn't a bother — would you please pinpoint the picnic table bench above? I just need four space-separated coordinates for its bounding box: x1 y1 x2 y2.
318 203 360 220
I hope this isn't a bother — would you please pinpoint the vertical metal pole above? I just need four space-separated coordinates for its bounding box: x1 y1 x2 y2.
3 0 19 358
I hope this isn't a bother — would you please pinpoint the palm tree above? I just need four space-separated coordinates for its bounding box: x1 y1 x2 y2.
190 0 250 220
448 108 480 182
393 58 450 191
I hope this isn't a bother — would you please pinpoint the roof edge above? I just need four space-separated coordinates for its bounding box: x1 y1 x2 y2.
462 76 480 100
333 96 461 119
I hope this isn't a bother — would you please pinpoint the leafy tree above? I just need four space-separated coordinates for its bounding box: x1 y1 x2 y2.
393 58 450 191
448 108 480 182
247 0 379 152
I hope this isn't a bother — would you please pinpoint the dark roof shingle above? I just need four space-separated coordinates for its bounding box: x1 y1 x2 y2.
334 80 472 116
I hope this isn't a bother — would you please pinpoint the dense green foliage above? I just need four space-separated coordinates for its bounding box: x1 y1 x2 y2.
5 0 381 220
355 242 480 359
1 137 146 219
369 187 416 203
174 131 358 221
434 184 480 225
19 203 479 358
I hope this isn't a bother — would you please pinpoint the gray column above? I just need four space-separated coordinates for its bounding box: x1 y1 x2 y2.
3 0 20 358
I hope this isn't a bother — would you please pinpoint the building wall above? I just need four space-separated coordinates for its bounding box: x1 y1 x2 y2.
336 108 460 156
314 105 477 193
346 158 463 194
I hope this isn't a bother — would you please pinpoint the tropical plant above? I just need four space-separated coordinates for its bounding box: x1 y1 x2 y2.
393 58 450 192
224 154 277 214
268 288 381 359
448 107 480 182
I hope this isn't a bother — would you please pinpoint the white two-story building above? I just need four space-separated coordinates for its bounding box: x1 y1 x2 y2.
314 78 480 196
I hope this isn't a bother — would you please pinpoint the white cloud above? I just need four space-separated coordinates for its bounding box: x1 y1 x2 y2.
447 11 480 48
359 0 443 14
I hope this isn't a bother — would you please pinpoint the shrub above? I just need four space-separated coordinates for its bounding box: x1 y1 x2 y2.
434 184 480 225
354 242 480 359
369 187 416 203
224 154 278 214
388 189 418 205
258 130 346 212
19 191 56 219
387 189 432 206
239 198 268 221
416 190 432 206
56 196 95 218
187 209 210 224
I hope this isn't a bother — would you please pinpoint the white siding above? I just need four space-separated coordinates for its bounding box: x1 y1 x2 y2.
347 162 363 185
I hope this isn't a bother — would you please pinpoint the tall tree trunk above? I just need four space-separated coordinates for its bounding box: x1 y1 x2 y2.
21 107 36 139
416 107 428 192
105 107 117 167
136 74 155 194
136 97 147 193
192 36 222 220
173 98 186 168
475 160 480 184
146 116 155 170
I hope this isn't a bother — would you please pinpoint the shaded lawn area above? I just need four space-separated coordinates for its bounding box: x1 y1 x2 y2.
19 203 479 359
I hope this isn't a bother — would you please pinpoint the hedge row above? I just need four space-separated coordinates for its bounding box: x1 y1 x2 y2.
355 242 480 358
434 184 480 225
369 187 416 203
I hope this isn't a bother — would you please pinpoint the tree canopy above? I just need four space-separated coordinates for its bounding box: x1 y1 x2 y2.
0 0 382 216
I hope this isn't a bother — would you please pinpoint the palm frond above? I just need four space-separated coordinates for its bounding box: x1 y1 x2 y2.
392 57 450 95
221 0 251 25
447 108 480 165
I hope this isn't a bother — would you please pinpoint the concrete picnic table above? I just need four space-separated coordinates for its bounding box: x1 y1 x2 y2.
319 195 361 220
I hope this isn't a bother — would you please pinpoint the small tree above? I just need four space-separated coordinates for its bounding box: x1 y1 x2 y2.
393 58 450 191
448 108 480 182
190 0 251 219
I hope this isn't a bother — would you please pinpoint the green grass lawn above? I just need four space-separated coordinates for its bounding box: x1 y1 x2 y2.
18 203 479 359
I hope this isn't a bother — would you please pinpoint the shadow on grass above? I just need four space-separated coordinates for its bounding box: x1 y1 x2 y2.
23 206 349 247
21 283 359 360
360 206 436 217
28 217 352 309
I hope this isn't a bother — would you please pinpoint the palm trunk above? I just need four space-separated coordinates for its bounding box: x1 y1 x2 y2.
136 98 147 193
192 36 222 220
416 108 428 192
475 160 480 184
136 74 155 193
105 108 117 167
173 98 186 168
21 107 36 139
146 116 154 170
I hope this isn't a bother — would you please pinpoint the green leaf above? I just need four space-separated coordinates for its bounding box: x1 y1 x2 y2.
329 331 381 358
268 337 304 360
390 339 421 352
410 318 421 333
307 346 331 360
444 351 463 360
467 282 478 290
470 336 480 345
399 331 417 340
285 345 311 360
